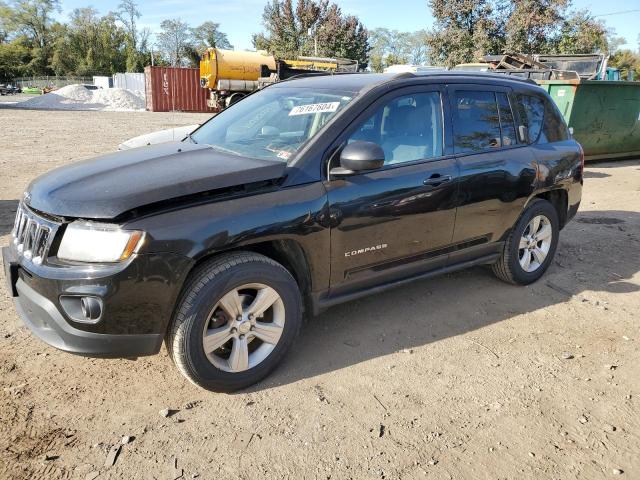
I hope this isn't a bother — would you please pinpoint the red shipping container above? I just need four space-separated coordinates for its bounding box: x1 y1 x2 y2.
144 66 216 113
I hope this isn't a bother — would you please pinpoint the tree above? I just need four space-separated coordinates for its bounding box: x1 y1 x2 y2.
156 18 192 67
254 0 369 68
179 21 235 69
314 4 368 66
7 0 60 48
184 21 233 69
3 0 61 74
610 49 640 80
368 28 430 71
117 0 139 48
425 0 500 68
1 0 216 77
406 30 429 65
51 8 128 76
117 0 142 71
191 21 232 50
368 28 407 71
503 0 568 54
425 0 615 67
255 0 322 59
0 1 13 43
0 40 30 78
555 10 610 54
128 25 156 66
252 32 270 51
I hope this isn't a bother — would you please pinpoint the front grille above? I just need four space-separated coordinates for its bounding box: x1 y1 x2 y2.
12 203 60 265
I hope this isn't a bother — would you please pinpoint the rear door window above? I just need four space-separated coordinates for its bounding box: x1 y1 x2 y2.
452 90 502 153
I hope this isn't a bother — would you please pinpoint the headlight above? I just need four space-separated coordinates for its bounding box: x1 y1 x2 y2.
57 221 145 263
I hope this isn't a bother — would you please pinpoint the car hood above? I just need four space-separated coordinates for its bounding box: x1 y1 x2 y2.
25 142 287 219
118 124 200 150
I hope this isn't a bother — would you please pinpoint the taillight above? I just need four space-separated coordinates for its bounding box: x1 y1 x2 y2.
578 143 585 174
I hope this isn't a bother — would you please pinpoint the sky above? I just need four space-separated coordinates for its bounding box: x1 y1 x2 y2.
58 0 640 52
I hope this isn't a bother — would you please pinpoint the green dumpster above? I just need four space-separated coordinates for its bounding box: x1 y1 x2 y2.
537 80 640 161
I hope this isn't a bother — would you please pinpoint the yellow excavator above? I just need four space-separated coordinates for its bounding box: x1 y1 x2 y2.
199 48 358 110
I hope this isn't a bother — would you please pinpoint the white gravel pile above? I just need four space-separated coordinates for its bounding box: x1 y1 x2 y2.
92 88 145 111
15 84 145 111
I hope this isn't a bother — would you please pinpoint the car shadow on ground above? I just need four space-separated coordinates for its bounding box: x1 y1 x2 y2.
249 208 639 392
582 171 610 179
0 200 19 236
587 158 639 169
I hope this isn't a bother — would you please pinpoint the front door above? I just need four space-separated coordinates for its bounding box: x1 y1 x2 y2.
325 87 459 296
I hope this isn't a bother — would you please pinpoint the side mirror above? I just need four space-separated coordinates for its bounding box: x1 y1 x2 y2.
331 141 385 176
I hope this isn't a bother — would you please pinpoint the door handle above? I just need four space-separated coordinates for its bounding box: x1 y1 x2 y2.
423 174 452 187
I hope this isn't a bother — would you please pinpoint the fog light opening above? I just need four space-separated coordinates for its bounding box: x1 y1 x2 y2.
59 295 103 324
80 296 102 321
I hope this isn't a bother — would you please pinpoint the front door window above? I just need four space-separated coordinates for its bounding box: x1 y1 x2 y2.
347 92 444 165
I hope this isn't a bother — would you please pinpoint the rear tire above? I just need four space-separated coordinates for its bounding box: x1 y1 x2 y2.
167 252 302 392
492 198 559 285
226 93 246 107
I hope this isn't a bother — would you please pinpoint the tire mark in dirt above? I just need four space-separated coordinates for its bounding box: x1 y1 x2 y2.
0 389 75 480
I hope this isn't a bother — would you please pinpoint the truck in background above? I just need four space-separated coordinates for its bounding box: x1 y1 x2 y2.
199 48 358 110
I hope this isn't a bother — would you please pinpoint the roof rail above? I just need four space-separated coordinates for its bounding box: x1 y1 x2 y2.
278 70 540 89
392 72 416 80
410 70 539 86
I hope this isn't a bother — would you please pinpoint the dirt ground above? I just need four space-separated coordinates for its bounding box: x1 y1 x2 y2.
0 107 638 480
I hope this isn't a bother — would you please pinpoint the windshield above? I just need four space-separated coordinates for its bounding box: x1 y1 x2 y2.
191 87 354 162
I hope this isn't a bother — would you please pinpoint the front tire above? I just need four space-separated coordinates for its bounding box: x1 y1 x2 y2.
492 198 559 285
167 252 302 392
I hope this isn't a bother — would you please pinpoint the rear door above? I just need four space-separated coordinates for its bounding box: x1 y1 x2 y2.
447 84 537 261
325 86 459 295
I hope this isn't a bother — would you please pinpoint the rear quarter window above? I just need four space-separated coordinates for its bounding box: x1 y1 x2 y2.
516 94 568 144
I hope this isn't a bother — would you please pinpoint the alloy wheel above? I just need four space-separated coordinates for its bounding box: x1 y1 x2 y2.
202 283 285 372
518 215 553 273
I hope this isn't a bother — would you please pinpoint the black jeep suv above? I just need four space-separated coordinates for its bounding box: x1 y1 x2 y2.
3 73 582 391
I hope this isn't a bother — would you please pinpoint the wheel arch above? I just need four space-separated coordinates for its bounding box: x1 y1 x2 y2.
499 188 569 244
188 239 314 315
226 92 247 108
530 188 568 229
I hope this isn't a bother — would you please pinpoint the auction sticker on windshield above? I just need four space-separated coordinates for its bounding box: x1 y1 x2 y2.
289 102 340 116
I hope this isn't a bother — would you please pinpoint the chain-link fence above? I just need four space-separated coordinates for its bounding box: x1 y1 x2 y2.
14 76 93 89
